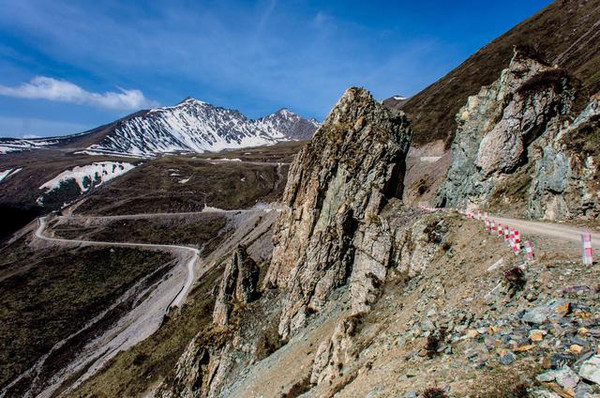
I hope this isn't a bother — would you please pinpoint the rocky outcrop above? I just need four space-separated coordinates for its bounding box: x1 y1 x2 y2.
527 95 600 219
310 315 360 385
436 48 599 220
213 245 259 326
264 87 412 339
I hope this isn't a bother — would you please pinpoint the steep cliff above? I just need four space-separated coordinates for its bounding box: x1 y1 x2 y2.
153 87 415 397
436 49 599 220
212 245 259 326
264 87 412 338
394 0 600 149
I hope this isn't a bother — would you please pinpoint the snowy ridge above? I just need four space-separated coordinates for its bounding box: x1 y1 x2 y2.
0 168 22 183
85 98 319 157
38 162 136 205
0 138 60 154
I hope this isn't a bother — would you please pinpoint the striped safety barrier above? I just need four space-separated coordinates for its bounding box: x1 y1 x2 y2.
504 226 510 242
513 230 521 250
511 229 520 255
524 241 534 260
485 217 490 232
582 232 593 265
491 220 496 234
498 223 503 238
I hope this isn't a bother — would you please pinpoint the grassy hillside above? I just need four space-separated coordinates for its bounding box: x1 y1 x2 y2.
397 0 600 147
0 240 172 390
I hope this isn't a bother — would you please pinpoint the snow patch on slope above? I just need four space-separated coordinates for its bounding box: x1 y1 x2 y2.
0 138 60 154
37 162 136 206
0 168 22 183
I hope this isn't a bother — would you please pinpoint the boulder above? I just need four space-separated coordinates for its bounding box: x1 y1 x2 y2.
579 355 600 385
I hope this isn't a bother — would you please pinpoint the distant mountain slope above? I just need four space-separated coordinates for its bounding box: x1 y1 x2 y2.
393 0 600 147
0 99 319 157
86 98 319 157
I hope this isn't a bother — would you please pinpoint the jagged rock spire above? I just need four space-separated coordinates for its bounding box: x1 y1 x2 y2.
264 87 412 339
213 245 259 326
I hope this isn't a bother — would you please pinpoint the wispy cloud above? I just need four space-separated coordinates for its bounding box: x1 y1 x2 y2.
0 0 551 127
0 76 158 110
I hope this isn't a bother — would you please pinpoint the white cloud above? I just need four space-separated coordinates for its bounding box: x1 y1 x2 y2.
0 76 158 110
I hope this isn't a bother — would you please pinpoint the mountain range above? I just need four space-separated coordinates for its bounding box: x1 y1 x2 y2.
0 98 319 157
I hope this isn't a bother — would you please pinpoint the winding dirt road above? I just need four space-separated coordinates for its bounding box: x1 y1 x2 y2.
1 217 200 398
35 216 199 307
491 216 599 249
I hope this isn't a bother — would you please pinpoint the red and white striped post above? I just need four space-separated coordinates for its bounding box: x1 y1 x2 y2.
504 226 510 242
524 241 534 260
485 217 490 233
582 232 593 265
511 229 521 254
491 220 497 235
498 223 503 238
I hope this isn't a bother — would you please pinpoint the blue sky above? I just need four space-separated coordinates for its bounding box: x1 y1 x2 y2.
0 0 552 138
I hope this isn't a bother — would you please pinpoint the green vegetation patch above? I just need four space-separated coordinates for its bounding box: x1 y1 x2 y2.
53 213 228 249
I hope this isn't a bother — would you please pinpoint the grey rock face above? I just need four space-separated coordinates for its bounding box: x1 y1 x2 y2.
264 87 412 339
310 316 359 385
213 245 259 326
579 355 600 385
436 48 599 220
527 95 600 219
436 50 570 207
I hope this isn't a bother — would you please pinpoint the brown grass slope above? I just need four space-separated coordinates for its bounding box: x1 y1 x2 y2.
396 0 600 147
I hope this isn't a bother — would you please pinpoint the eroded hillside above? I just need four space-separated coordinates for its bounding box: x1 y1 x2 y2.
66 86 600 398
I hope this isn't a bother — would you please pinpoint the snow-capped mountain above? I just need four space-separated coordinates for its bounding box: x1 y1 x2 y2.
0 98 320 158
84 98 319 157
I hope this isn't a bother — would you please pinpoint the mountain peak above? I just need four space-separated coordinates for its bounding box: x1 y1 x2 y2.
274 108 295 117
175 96 208 107
84 99 319 157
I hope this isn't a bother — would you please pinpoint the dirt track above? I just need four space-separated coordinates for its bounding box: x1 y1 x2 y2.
491 216 599 250
0 217 200 398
